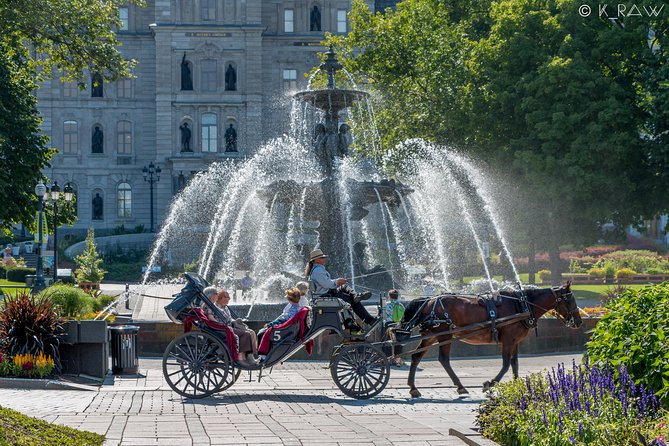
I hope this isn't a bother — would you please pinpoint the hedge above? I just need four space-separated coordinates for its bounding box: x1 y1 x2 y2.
6 267 36 283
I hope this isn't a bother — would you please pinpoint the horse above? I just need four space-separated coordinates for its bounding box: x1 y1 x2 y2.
400 282 582 398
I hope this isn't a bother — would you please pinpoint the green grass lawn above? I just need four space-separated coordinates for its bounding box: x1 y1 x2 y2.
0 405 104 445
0 280 29 297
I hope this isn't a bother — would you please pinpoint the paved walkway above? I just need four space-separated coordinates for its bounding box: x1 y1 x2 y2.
0 353 581 446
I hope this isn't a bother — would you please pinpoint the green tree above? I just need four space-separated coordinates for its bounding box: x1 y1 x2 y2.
74 229 106 284
0 45 54 233
332 0 669 281
0 0 141 232
0 0 141 84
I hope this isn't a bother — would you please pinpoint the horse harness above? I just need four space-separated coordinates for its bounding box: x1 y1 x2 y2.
403 296 456 332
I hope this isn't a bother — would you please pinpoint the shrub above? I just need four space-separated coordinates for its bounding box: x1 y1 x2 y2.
537 269 551 283
599 284 629 306
615 268 637 279
601 250 665 274
588 267 606 279
91 294 117 313
5 266 36 283
41 284 92 317
586 283 669 406
647 267 668 275
477 360 665 445
104 262 142 282
75 228 106 284
604 262 616 278
0 263 7 279
568 259 587 273
0 292 63 371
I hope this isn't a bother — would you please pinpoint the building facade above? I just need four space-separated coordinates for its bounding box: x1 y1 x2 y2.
37 0 375 232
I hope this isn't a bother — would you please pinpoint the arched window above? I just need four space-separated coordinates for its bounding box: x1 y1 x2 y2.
63 121 78 154
117 121 132 154
117 183 132 218
201 113 217 152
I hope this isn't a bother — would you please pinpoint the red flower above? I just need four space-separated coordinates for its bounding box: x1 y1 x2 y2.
22 361 34 371
0 352 3 363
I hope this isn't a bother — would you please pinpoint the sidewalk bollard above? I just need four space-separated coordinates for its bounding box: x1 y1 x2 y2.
125 283 130 310
109 325 140 374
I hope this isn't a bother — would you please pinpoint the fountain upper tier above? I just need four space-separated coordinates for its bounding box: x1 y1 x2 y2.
293 89 369 115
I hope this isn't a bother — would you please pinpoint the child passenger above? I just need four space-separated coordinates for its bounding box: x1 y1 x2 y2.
267 287 303 328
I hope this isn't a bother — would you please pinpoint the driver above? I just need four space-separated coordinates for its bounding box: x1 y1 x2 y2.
304 249 378 327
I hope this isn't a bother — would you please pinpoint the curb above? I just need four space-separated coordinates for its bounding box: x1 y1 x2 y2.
449 426 500 446
0 377 99 391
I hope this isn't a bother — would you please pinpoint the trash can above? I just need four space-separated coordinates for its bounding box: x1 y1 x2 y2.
25 275 35 287
109 325 140 374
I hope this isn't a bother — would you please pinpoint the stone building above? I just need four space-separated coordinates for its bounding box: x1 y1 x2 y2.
37 0 374 232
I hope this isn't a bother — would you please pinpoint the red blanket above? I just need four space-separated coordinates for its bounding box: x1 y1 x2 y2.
258 306 313 355
183 308 239 361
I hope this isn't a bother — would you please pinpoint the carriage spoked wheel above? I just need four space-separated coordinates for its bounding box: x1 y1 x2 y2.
330 343 390 399
162 331 235 398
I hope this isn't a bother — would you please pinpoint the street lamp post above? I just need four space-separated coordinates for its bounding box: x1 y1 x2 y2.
46 182 74 283
142 162 161 233
33 182 47 293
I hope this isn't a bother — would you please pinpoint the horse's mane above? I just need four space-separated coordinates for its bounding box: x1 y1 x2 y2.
401 297 430 325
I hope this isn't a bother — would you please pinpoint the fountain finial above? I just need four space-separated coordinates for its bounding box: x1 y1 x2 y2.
319 45 343 89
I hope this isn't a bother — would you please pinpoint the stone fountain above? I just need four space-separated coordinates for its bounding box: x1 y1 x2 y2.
258 47 412 284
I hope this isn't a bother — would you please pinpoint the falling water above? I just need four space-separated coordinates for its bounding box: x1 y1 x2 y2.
374 188 395 271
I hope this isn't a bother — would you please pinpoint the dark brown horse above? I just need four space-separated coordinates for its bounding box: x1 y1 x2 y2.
401 282 582 398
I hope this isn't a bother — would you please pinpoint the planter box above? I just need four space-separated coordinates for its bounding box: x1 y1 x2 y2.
59 320 108 378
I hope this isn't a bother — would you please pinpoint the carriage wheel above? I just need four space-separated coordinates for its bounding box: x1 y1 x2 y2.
162 331 234 398
330 343 390 399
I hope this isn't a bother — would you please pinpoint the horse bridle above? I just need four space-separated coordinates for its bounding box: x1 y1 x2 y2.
550 287 580 328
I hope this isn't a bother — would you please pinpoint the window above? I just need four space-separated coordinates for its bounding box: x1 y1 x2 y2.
201 113 217 152
283 69 297 91
117 78 132 98
117 121 132 154
201 59 217 92
337 10 347 33
284 9 294 33
119 7 129 30
117 183 132 218
63 121 78 154
201 0 215 20
63 81 78 98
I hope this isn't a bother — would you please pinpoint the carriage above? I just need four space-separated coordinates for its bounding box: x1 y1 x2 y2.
162 273 581 400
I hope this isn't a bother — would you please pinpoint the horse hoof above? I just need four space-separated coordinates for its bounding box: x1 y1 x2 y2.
482 381 496 392
457 387 469 395
410 389 422 398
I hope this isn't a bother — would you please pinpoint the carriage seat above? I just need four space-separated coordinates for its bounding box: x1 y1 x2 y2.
183 308 240 361
258 306 313 355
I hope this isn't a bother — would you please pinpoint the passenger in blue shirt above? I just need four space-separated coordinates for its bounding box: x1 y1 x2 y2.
304 249 377 327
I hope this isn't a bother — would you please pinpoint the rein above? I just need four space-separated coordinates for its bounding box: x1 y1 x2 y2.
500 288 578 328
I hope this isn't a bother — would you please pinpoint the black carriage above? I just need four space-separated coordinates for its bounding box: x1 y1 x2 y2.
162 273 391 399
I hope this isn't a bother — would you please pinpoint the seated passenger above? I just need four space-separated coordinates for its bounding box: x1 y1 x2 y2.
269 287 304 328
295 281 309 306
202 286 258 366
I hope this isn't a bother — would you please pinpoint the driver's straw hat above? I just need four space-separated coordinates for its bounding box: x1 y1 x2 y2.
309 249 327 260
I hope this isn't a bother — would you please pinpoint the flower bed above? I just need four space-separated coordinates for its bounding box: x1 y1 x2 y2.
0 352 55 378
477 359 668 445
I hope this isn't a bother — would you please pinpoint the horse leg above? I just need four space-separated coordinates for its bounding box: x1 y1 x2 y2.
408 338 432 398
510 342 520 378
438 342 468 395
483 342 513 391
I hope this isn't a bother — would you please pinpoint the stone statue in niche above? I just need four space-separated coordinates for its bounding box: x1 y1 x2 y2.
92 126 104 153
225 124 237 151
225 64 236 91
91 73 103 97
92 193 104 220
181 53 193 90
179 122 192 152
310 5 321 31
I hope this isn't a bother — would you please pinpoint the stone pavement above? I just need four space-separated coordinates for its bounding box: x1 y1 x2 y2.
0 353 581 446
